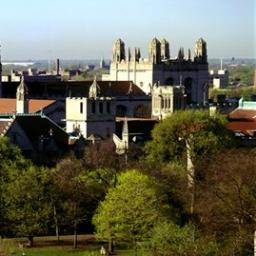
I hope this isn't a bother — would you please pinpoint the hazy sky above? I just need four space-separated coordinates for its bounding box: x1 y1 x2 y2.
0 0 255 60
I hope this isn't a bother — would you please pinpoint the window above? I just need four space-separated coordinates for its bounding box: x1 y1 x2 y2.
99 102 103 114
80 102 83 114
107 102 111 113
91 102 96 113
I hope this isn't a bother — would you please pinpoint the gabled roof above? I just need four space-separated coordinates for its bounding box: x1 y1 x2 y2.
2 80 146 99
14 114 69 146
0 99 56 114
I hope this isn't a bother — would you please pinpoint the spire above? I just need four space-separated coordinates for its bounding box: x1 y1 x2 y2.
16 76 29 113
89 75 100 99
178 47 184 60
128 48 131 61
188 48 191 61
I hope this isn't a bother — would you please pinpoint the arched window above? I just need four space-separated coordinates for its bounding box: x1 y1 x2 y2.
91 102 96 113
99 102 103 114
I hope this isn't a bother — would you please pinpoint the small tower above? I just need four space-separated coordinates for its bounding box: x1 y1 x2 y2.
160 38 170 60
89 76 101 99
194 38 207 63
148 37 161 64
178 47 185 61
16 76 29 114
112 38 125 63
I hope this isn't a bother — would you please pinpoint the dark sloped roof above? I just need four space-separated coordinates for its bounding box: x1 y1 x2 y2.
14 114 69 146
2 80 146 99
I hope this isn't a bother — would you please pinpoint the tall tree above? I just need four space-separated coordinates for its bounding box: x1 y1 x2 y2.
196 149 256 255
93 170 170 255
0 137 31 238
4 166 51 247
144 110 235 217
54 155 103 248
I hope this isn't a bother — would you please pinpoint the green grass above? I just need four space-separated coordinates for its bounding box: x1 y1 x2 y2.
0 236 139 256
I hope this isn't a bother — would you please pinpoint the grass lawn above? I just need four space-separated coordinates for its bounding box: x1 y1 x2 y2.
0 235 140 256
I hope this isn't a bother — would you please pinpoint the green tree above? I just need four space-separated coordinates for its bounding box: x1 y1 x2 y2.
149 221 219 256
93 170 170 255
144 110 235 223
4 166 51 247
197 149 256 255
0 137 31 238
144 110 234 164
54 155 104 248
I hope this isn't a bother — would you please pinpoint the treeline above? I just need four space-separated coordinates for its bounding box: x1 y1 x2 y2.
0 110 255 255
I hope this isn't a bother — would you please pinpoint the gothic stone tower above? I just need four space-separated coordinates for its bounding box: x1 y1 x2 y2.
148 37 161 64
112 38 126 63
160 38 170 61
16 76 29 113
194 38 207 64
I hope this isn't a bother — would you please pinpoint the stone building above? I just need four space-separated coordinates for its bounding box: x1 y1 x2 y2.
151 84 185 119
66 78 116 139
102 38 209 105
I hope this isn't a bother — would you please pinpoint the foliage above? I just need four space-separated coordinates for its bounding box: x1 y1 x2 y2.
144 110 235 164
149 221 219 256
93 170 169 249
3 166 52 247
196 149 256 255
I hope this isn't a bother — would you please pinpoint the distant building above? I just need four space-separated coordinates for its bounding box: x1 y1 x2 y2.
102 38 209 105
209 69 229 89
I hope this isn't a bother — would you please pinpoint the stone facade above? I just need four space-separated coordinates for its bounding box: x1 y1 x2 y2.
151 84 185 119
102 38 209 105
66 79 116 139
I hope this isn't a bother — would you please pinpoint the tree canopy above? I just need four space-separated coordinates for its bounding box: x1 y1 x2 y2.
93 170 170 253
144 110 235 164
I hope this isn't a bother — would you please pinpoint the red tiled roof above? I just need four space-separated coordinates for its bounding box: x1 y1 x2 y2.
228 109 256 121
0 99 56 114
227 121 256 136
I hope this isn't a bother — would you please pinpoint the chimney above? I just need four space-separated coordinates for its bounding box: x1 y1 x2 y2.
56 58 60 76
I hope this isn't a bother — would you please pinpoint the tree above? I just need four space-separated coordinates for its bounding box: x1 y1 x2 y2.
0 137 31 238
149 221 219 256
196 149 256 255
144 110 235 164
144 110 235 217
4 166 51 247
53 155 103 248
93 170 170 255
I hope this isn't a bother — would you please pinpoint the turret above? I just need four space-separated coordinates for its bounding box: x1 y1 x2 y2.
112 38 126 63
148 37 161 64
16 76 29 113
89 76 101 99
160 38 170 60
194 38 207 63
